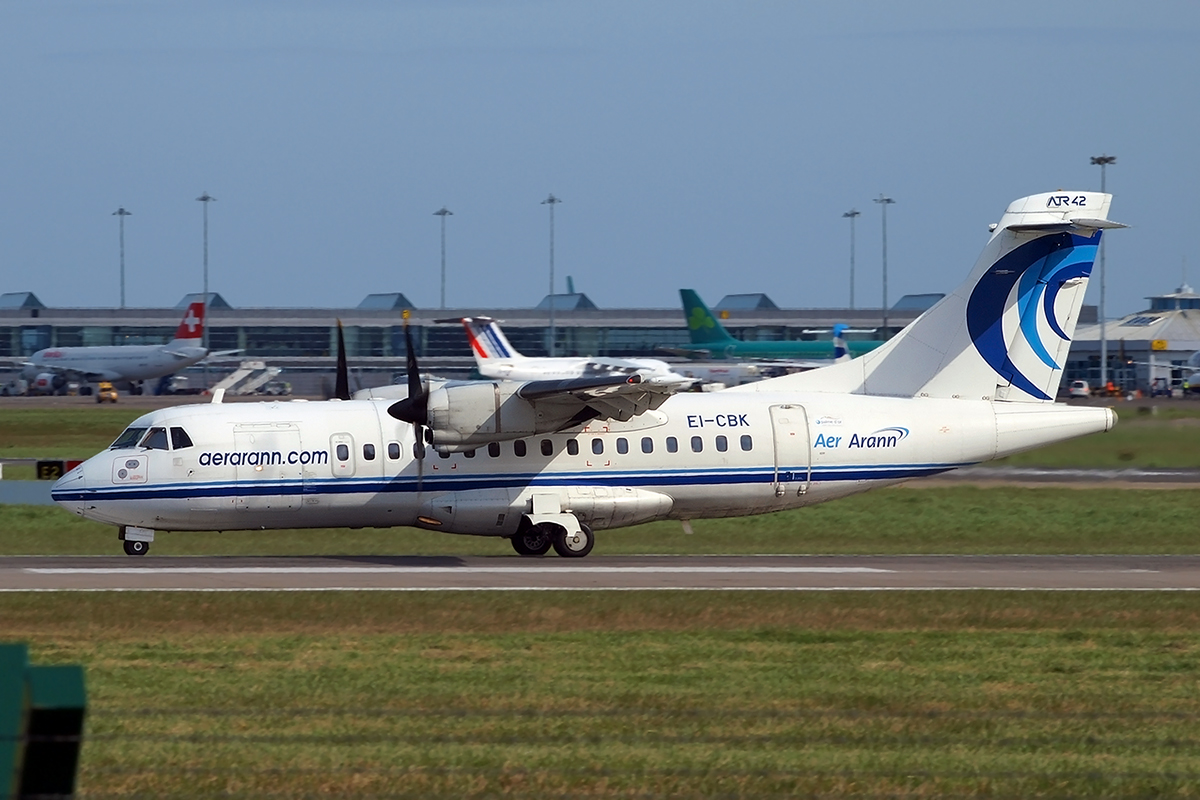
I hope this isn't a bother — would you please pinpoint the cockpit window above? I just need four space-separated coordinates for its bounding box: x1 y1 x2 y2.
170 427 193 450
110 427 148 449
141 427 169 450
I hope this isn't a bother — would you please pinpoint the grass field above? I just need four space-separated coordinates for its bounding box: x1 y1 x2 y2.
4 484 1200 556
2 403 1200 467
6 591 1200 798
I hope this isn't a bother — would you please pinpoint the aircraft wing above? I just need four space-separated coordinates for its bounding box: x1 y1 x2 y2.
656 345 712 359
517 373 687 423
21 363 116 381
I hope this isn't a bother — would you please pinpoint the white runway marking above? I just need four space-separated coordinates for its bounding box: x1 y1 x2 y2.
26 566 895 575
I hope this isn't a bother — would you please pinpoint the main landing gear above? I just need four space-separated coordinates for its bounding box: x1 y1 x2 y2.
510 522 595 558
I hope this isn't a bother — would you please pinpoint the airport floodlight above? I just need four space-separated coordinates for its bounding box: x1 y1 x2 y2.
112 207 132 308
874 195 896 335
1090 154 1116 388
842 209 861 309
541 194 562 356
434 207 453 309
196 192 216 386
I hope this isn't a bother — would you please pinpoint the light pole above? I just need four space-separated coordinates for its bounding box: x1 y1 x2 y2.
433 207 453 309
1091 154 1116 390
196 192 216 387
541 193 562 356
112 207 131 308
874 195 895 336
842 209 860 309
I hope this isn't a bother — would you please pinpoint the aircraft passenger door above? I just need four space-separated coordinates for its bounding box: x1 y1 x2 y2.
769 404 811 497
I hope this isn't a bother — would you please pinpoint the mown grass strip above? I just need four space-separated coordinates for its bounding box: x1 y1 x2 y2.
5 591 1200 798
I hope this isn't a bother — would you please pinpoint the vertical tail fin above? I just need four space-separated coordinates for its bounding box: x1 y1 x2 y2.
172 302 204 343
461 317 523 363
759 192 1125 403
831 324 851 364
680 290 738 345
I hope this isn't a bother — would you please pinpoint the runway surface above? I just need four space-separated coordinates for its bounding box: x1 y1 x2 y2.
3 555 1200 591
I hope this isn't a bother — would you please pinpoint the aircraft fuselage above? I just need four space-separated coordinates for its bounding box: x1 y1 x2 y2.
52 393 1113 538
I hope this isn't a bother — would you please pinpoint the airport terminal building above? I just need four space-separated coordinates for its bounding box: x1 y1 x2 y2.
0 290 923 393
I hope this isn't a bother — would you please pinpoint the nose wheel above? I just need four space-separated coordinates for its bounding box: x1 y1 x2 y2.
123 539 149 556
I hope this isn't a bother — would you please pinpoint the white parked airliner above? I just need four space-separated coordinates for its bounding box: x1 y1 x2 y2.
451 315 695 388
21 302 217 394
54 192 1123 557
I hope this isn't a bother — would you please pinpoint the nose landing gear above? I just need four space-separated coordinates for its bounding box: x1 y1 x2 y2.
123 539 149 556
118 526 154 556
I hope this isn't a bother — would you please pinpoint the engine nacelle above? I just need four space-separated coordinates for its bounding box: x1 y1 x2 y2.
425 381 586 451
31 373 66 394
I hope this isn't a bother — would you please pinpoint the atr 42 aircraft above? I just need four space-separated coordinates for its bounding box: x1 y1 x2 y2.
667 289 883 361
21 303 218 394
54 192 1123 558
449 315 696 388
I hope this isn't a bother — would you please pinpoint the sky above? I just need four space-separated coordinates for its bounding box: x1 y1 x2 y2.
1 1 1198 317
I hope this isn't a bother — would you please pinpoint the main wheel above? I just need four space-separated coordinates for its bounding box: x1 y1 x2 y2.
510 525 553 556
552 524 594 558
123 539 149 556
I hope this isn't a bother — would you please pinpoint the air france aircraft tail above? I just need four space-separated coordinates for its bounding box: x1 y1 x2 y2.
750 192 1125 402
831 323 850 364
462 316 523 363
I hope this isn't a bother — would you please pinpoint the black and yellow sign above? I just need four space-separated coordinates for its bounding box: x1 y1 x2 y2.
36 460 64 480
1152 339 1168 351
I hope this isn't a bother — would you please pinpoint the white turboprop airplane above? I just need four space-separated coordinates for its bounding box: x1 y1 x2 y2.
20 302 221 394
449 315 696 388
54 191 1123 557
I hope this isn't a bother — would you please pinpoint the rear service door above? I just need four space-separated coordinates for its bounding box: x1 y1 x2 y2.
769 404 811 497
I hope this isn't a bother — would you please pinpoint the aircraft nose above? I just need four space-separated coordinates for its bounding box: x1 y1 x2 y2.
51 464 88 516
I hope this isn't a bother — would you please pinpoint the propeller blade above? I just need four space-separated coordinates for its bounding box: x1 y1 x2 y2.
334 320 350 401
388 321 429 424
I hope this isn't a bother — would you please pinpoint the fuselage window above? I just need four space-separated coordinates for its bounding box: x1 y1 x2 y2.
566 439 579 456
464 449 476 458
514 440 527 457
413 442 426 460
336 443 350 462
438 449 451 460
110 427 147 449
641 437 653 454
388 442 401 460
488 442 501 458
666 436 678 453
363 443 376 460
715 435 728 452
170 427 193 450
616 437 629 455
540 439 553 457
740 434 753 451
592 438 604 455
141 427 169 451
691 436 703 453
